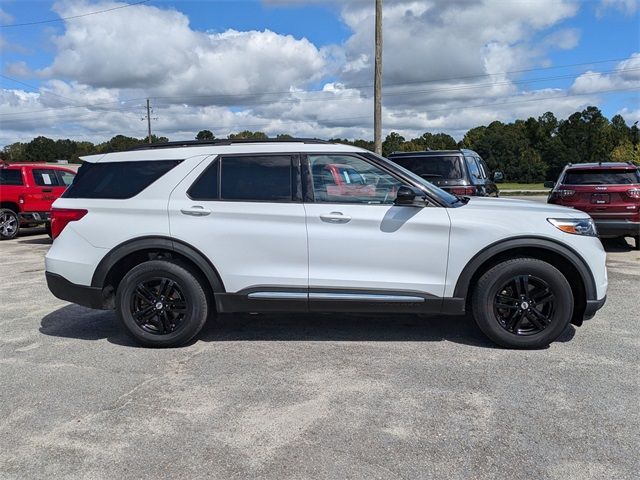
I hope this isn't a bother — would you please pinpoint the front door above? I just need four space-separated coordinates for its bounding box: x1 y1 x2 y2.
303 154 451 309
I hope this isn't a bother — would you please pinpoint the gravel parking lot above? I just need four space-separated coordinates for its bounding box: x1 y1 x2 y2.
1 224 638 479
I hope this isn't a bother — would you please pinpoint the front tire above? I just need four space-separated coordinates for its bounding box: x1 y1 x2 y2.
0 209 20 240
472 258 573 349
116 260 209 347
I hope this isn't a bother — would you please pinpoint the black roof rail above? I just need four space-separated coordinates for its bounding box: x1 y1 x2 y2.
128 138 331 151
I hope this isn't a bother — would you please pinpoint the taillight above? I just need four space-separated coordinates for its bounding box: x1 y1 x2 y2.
555 189 575 198
627 188 640 199
450 186 476 195
50 208 87 239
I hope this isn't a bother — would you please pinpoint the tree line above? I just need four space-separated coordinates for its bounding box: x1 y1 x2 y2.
2 106 638 183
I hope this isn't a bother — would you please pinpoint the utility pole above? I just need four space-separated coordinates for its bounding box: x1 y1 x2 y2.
374 0 383 155
145 98 152 143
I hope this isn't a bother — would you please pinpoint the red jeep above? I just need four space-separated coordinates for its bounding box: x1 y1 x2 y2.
0 163 76 240
546 162 640 248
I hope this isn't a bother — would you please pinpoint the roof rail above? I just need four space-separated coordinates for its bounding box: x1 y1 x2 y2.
129 138 331 151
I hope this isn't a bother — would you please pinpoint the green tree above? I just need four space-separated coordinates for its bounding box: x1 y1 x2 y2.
25 136 57 162
196 130 215 140
611 141 640 165
228 130 268 140
382 132 406 156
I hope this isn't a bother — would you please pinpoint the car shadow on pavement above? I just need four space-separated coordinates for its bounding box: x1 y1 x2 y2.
18 237 52 245
601 237 636 252
40 304 575 349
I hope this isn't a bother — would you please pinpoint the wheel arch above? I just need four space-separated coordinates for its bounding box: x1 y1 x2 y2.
0 202 20 213
91 236 225 308
453 237 597 326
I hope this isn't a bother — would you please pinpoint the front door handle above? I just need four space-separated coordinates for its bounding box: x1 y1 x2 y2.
320 212 351 224
181 206 211 216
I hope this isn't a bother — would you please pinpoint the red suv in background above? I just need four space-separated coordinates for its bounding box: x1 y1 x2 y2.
546 162 640 249
0 163 76 240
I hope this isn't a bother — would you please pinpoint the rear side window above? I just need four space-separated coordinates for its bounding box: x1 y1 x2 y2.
32 169 63 186
57 170 76 186
63 160 181 199
391 155 463 180
0 169 23 186
562 169 640 185
220 155 293 201
465 156 483 182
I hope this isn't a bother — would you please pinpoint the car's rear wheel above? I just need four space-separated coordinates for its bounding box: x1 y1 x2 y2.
116 260 209 347
0 209 19 240
472 258 573 349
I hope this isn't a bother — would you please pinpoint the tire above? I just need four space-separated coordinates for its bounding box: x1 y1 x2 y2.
471 258 573 349
634 236 640 251
0 208 20 240
115 260 209 347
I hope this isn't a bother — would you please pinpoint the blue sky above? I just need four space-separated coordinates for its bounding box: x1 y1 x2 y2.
0 0 638 145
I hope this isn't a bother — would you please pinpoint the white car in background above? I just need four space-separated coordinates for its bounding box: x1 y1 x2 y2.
45 139 607 348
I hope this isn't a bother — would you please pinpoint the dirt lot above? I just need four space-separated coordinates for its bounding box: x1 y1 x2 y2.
0 228 638 480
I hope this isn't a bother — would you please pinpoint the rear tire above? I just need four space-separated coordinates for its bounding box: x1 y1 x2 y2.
471 258 573 349
45 223 52 238
0 209 20 240
116 260 209 347
634 236 640 251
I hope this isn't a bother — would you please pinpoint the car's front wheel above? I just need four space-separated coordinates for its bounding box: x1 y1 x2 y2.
472 258 573 349
116 260 209 347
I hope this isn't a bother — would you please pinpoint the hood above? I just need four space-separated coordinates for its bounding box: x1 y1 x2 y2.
465 196 589 219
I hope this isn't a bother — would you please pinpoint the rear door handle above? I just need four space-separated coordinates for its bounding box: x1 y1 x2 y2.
320 212 351 223
180 206 211 216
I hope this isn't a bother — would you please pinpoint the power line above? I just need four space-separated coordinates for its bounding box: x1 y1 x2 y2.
2 64 638 119
0 0 150 28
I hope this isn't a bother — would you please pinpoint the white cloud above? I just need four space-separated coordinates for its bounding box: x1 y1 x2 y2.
571 53 640 93
1 0 636 147
597 0 639 16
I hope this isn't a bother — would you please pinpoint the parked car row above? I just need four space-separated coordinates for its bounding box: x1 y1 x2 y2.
0 162 76 240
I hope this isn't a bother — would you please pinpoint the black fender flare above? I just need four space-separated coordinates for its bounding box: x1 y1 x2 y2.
452 236 597 300
91 236 225 293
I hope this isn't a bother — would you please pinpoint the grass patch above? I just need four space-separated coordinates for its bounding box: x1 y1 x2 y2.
498 183 547 190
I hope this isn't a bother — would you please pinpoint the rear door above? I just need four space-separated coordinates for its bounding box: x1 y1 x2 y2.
168 153 309 299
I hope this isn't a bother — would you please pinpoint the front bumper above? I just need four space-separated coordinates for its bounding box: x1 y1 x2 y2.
594 219 640 237
46 272 107 310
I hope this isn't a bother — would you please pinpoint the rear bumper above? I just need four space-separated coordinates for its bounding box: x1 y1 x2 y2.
584 296 607 321
46 272 107 309
594 219 640 237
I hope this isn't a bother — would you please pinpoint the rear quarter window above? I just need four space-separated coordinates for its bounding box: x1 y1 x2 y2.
0 169 23 186
63 160 182 199
562 169 640 185
391 155 463 181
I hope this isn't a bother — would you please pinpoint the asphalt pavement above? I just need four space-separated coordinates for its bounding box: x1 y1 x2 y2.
0 218 638 479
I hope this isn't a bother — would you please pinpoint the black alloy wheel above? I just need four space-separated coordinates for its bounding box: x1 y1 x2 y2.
116 260 210 347
471 257 573 349
130 277 188 335
493 275 555 336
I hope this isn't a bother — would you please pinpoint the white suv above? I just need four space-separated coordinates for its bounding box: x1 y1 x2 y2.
45 139 607 348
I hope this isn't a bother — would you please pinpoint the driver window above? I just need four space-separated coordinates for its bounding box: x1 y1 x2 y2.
308 155 402 204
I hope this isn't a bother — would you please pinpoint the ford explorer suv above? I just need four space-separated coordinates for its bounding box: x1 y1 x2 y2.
45 139 607 349
388 149 501 197
546 162 640 249
0 163 76 240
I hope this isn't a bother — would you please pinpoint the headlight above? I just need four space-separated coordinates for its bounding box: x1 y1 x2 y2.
548 218 597 236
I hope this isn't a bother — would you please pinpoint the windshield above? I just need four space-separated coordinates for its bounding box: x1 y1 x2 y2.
563 169 640 185
363 152 461 206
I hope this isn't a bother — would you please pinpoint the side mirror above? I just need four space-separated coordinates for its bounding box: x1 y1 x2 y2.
543 181 555 189
394 185 426 207
493 171 504 182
